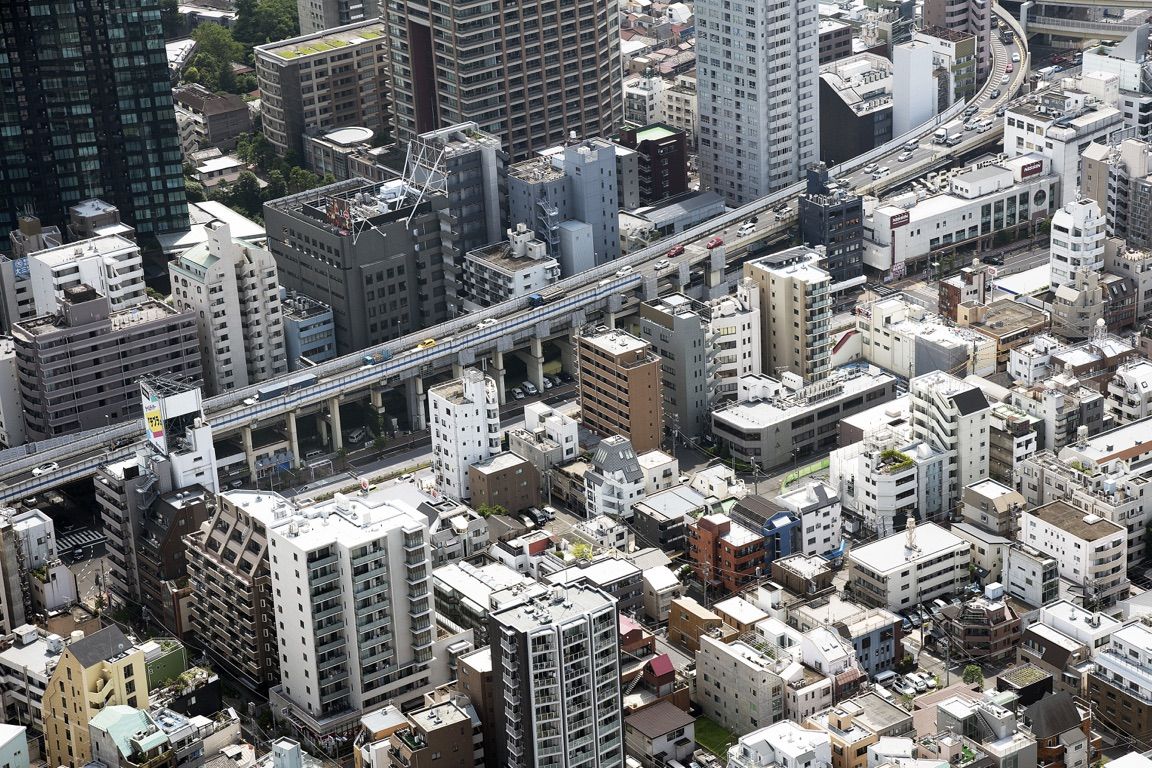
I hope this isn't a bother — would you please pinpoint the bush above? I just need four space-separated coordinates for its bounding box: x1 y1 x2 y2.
962 664 983 685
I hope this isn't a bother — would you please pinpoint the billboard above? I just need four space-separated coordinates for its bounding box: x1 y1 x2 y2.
1020 160 1044 179
141 382 168 456
890 211 910 229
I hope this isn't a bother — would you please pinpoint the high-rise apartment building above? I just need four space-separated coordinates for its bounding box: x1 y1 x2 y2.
259 492 439 740
577 327 664 453
744 247 832 382
255 22 390 158
11 286 201 441
696 0 820 204
264 178 449 354
490 583 623 767
383 0 623 162
638 283 762 438
0 0 188 237
507 139 623 275
44 627 149 768
297 0 379 35
428 369 501 501
1082 138 1152 249
0 234 146 330
910 371 991 516
170 221 288 395
922 0 992 77
402 124 507 315
184 492 280 691
1050 198 1106 289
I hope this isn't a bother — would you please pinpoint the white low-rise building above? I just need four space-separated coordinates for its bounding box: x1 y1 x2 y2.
848 521 970 610
864 155 1057 275
429 369 501 501
728 720 832 768
697 635 786 736
584 435 646 520
1050 198 1106 289
24 234 146 318
1021 500 1128 608
856 296 997 379
461 224 560 310
1106 359 1152 425
773 481 843 558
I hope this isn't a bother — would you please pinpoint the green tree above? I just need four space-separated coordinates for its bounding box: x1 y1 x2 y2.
192 23 244 65
962 664 983 685
264 169 287 201
184 179 206 203
286 165 321 194
475 504 508 518
235 132 278 171
213 171 264 219
235 0 299 46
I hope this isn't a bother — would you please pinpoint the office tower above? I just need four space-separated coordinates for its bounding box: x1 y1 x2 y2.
0 0 188 237
402 124 508 315
11 286 201 441
1049 198 1106 289
184 492 280 690
798 164 864 301
577 327 664 453
264 178 449 355
255 22 390 158
910 371 991 517
0 231 146 331
261 493 439 740
429 369 501 501
507 139 622 274
743 247 832 382
383 0 623 163
639 284 762 438
44 627 149 768
98 380 218 620
490 583 623 767
298 0 380 35
170 221 288 395
819 55 895 165
696 0 820 205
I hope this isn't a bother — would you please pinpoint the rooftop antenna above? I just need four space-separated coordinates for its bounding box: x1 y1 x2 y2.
905 516 917 551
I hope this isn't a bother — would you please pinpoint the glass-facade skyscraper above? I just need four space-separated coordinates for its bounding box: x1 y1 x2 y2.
0 0 188 239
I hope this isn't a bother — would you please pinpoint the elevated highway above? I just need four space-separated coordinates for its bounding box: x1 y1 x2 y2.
0 10 1030 502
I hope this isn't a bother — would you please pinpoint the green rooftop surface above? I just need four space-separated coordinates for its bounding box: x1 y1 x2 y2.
636 125 677 142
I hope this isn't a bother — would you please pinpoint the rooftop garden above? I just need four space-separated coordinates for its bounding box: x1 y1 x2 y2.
878 448 914 474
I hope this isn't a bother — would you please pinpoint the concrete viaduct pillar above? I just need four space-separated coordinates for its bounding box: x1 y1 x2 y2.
407 377 427 430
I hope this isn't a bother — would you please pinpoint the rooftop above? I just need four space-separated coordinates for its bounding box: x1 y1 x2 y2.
849 522 966 575
470 452 530 475
1026 499 1126 541
257 20 386 60
491 582 616 632
714 368 894 431
581 328 650 355
714 596 769 626
624 700 696 739
634 485 707 521
967 299 1049 339
28 233 139 264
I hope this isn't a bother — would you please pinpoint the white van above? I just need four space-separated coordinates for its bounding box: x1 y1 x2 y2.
873 669 899 687
737 221 756 237
871 167 890 180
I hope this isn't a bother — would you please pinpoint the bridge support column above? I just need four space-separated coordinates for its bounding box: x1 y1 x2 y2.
287 411 300 466
527 337 546 390
329 399 343 451
407 377 427 431
492 351 507 404
452 362 465 379
370 388 384 411
242 426 257 478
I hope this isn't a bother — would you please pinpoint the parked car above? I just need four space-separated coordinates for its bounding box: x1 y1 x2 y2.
540 377 553 389
511 387 525 400
983 254 1004 266
893 678 918 696
558 371 574 383
521 381 539 396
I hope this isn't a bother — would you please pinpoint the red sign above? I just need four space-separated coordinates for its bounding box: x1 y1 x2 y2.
1020 160 1043 179
890 211 910 229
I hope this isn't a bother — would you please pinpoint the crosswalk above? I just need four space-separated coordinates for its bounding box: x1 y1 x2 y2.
57 527 106 554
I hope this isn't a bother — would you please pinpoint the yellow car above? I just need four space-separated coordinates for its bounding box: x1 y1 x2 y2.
415 338 436 350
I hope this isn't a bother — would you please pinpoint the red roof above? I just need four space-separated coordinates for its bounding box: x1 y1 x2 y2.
647 653 675 677
619 614 642 635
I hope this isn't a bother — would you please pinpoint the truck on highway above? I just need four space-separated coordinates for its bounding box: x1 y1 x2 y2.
527 293 546 307
361 349 394 366
251 373 319 402
933 120 964 145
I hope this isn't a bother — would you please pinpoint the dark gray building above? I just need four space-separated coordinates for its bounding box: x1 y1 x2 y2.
403 124 508 315
799 164 865 298
12 285 201 441
264 178 449 354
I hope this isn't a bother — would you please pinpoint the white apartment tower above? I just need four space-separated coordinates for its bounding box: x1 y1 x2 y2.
262 491 439 739
1050 198 1107 289
491 583 623 768
428 369 501 501
696 0 820 204
910 371 991 516
170 222 287 395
